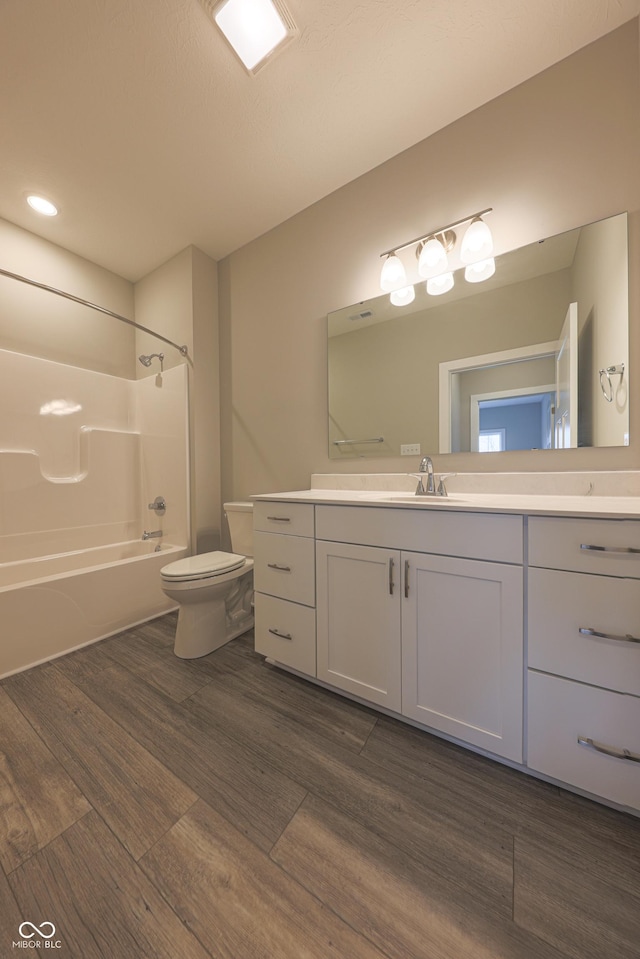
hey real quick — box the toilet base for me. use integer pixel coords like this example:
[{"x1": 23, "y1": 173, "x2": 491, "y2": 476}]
[
  {"x1": 173, "y1": 600, "x2": 254, "y2": 659},
  {"x1": 169, "y1": 567, "x2": 255, "y2": 659}
]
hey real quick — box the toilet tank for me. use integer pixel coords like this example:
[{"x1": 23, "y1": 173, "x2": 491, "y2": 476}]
[{"x1": 224, "y1": 501, "x2": 254, "y2": 557}]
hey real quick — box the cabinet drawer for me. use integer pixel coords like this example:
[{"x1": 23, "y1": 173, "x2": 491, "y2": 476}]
[
  {"x1": 316, "y1": 505, "x2": 522, "y2": 564},
  {"x1": 528, "y1": 671, "x2": 640, "y2": 812},
  {"x1": 529, "y1": 568, "x2": 640, "y2": 695},
  {"x1": 529, "y1": 516, "x2": 640, "y2": 577},
  {"x1": 253, "y1": 531, "x2": 315, "y2": 606},
  {"x1": 255, "y1": 593, "x2": 316, "y2": 676},
  {"x1": 253, "y1": 502, "x2": 314, "y2": 537}
]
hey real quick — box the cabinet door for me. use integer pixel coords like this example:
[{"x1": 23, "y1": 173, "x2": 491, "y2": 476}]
[
  {"x1": 316, "y1": 541, "x2": 401, "y2": 711},
  {"x1": 401, "y1": 551, "x2": 523, "y2": 762}
]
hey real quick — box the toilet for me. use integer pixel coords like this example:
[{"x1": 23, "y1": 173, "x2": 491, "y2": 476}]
[{"x1": 160, "y1": 501, "x2": 254, "y2": 659}]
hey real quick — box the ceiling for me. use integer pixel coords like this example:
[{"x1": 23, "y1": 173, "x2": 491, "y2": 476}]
[{"x1": 1, "y1": 0, "x2": 638, "y2": 281}]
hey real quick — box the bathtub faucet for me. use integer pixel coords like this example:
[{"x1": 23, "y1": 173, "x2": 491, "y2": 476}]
[{"x1": 142, "y1": 529, "x2": 163, "y2": 540}]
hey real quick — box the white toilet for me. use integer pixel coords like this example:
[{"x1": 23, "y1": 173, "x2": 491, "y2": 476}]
[{"x1": 160, "y1": 501, "x2": 254, "y2": 659}]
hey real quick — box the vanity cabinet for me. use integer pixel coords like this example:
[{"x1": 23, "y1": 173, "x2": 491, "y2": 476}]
[
  {"x1": 253, "y1": 495, "x2": 640, "y2": 814},
  {"x1": 315, "y1": 505, "x2": 524, "y2": 762},
  {"x1": 527, "y1": 516, "x2": 640, "y2": 810},
  {"x1": 253, "y1": 502, "x2": 317, "y2": 676},
  {"x1": 316, "y1": 541, "x2": 402, "y2": 710},
  {"x1": 401, "y1": 551, "x2": 523, "y2": 762}
]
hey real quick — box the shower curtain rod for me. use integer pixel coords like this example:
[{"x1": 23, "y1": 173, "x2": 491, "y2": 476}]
[{"x1": 0, "y1": 267, "x2": 192, "y2": 363}]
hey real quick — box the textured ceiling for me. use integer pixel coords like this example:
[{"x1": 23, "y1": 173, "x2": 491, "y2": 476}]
[{"x1": 1, "y1": 0, "x2": 638, "y2": 280}]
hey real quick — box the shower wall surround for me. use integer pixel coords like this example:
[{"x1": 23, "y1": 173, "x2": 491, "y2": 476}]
[{"x1": 0, "y1": 348, "x2": 189, "y2": 563}]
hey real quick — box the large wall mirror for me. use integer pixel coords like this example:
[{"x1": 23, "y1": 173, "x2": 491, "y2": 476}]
[{"x1": 328, "y1": 212, "x2": 629, "y2": 458}]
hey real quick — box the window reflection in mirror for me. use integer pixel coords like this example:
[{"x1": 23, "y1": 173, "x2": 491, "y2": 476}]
[{"x1": 328, "y1": 212, "x2": 629, "y2": 457}]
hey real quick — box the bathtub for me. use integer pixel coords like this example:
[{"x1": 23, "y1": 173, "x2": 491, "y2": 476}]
[{"x1": 0, "y1": 541, "x2": 188, "y2": 678}]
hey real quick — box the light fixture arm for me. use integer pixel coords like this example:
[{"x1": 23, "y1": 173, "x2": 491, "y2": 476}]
[{"x1": 379, "y1": 207, "x2": 492, "y2": 258}]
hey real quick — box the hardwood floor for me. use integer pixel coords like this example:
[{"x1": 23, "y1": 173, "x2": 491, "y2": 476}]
[{"x1": 1, "y1": 613, "x2": 638, "y2": 958}]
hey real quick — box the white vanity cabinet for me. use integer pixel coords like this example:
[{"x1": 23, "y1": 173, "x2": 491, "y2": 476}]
[
  {"x1": 315, "y1": 505, "x2": 524, "y2": 762},
  {"x1": 252, "y1": 491, "x2": 640, "y2": 814},
  {"x1": 527, "y1": 516, "x2": 640, "y2": 811},
  {"x1": 253, "y1": 502, "x2": 317, "y2": 676},
  {"x1": 316, "y1": 541, "x2": 401, "y2": 710},
  {"x1": 401, "y1": 551, "x2": 523, "y2": 762}
]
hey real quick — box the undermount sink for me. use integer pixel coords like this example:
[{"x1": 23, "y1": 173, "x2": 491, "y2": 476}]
[{"x1": 387, "y1": 495, "x2": 466, "y2": 505}]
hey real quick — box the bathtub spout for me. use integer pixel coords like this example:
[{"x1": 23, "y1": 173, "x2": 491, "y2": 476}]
[{"x1": 142, "y1": 529, "x2": 163, "y2": 540}]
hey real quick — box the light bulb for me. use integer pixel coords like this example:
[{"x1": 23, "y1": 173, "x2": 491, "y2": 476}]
[
  {"x1": 214, "y1": 0, "x2": 290, "y2": 72},
  {"x1": 460, "y1": 217, "x2": 493, "y2": 263},
  {"x1": 464, "y1": 257, "x2": 496, "y2": 283},
  {"x1": 27, "y1": 195, "x2": 58, "y2": 216},
  {"x1": 390, "y1": 285, "x2": 416, "y2": 307},
  {"x1": 426, "y1": 272, "x2": 454, "y2": 296},
  {"x1": 380, "y1": 253, "x2": 407, "y2": 292},
  {"x1": 417, "y1": 236, "x2": 448, "y2": 278}
]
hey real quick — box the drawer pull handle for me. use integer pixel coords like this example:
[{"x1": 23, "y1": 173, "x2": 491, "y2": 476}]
[
  {"x1": 268, "y1": 628, "x2": 293, "y2": 641},
  {"x1": 580, "y1": 543, "x2": 640, "y2": 555},
  {"x1": 389, "y1": 558, "x2": 395, "y2": 595},
  {"x1": 267, "y1": 516, "x2": 291, "y2": 522},
  {"x1": 404, "y1": 559, "x2": 410, "y2": 599},
  {"x1": 577, "y1": 737, "x2": 640, "y2": 763},
  {"x1": 579, "y1": 627, "x2": 640, "y2": 645},
  {"x1": 267, "y1": 563, "x2": 291, "y2": 572}
]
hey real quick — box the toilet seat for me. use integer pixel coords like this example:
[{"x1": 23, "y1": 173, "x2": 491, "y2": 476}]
[{"x1": 161, "y1": 550, "x2": 246, "y2": 583}]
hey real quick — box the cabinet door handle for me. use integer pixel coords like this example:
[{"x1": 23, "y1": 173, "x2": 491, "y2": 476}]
[
  {"x1": 267, "y1": 563, "x2": 291, "y2": 572},
  {"x1": 580, "y1": 543, "x2": 640, "y2": 555},
  {"x1": 389, "y1": 557, "x2": 395, "y2": 595},
  {"x1": 404, "y1": 560, "x2": 409, "y2": 598},
  {"x1": 579, "y1": 626, "x2": 640, "y2": 645},
  {"x1": 267, "y1": 515, "x2": 291, "y2": 522},
  {"x1": 268, "y1": 628, "x2": 293, "y2": 641},
  {"x1": 577, "y1": 737, "x2": 640, "y2": 763}
]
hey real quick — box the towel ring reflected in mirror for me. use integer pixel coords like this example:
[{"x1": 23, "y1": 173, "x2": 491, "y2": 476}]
[{"x1": 599, "y1": 363, "x2": 625, "y2": 403}]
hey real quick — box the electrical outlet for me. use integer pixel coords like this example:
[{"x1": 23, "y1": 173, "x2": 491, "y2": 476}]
[{"x1": 400, "y1": 444, "x2": 421, "y2": 456}]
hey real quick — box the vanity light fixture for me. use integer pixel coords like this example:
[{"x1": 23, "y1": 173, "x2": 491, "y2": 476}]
[
  {"x1": 27, "y1": 195, "x2": 58, "y2": 216},
  {"x1": 379, "y1": 208, "x2": 493, "y2": 303},
  {"x1": 460, "y1": 216, "x2": 494, "y2": 263},
  {"x1": 380, "y1": 252, "x2": 408, "y2": 292},
  {"x1": 426, "y1": 272, "x2": 454, "y2": 296},
  {"x1": 201, "y1": 0, "x2": 297, "y2": 73},
  {"x1": 390, "y1": 285, "x2": 416, "y2": 307},
  {"x1": 417, "y1": 233, "x2": 453, "y2": 278},
  {"x1": 464, "y1": 257, "x2": 496, "y2": 283}
]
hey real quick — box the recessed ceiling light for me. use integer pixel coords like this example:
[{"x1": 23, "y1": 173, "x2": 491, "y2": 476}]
[
  {"x1": 27, "y1": 195, "x2": 58, "y2": 216},
  {"x1": 204, "y1": 0, "x2": 297, "y2": 73}
]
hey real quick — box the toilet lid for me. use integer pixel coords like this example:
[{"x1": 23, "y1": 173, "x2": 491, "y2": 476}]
[{"x1": 161, "y1": 550, "x2": 246, "y2": 582}]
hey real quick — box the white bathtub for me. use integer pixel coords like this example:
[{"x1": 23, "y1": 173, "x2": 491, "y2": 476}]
[{"x1": 0, "y1": 541, "x2": 188, "y2": 678}]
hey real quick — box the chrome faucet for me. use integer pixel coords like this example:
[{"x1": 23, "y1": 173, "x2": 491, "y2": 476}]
[
  {"x1": 416, "y1": 456, "x2": 436, "y2": 495},
  {"x1": 142, "y1": 529, "x2": 163, "y2": 540}
]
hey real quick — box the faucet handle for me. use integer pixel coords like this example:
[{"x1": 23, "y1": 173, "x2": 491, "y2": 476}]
[
  {"x1": 436, "y1": 473, "x2": 456, "y2": 496},
  {"x1": 409, "y1": 473, "x2": 427, "y2": 494}
]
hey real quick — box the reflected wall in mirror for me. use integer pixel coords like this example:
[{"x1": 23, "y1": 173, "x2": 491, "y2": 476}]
[{"x1": 328, "y1": 213, "x2": 629, "y2": 458}]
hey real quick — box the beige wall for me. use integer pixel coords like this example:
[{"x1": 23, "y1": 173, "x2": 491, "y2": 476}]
[
  {"x1": 0, "y1": 218, "x2": 135, "y2": 376},
  {"x1": 571, "y1": 214, "x2": 629, "y2": 447},
  {"x1": 134, "y1": 246, "x2": 221, "y2": 553},
  {"x1": 219, "y1": 21, "x2": 640, "y2": 499}
]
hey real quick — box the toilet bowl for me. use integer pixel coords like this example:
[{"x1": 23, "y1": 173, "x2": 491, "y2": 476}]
[{"x1": 160, "y1": 501, "x2": 254, "y2": 659}]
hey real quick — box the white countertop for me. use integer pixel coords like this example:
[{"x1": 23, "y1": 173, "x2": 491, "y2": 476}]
[{"x1": 251, "y1": 487, "x2": 640, "y2": 519}]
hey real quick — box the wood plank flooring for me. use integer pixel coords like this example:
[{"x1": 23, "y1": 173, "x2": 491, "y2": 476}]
[{"x1": 1, "y1": 612, "x2": 639, "y2": 959}]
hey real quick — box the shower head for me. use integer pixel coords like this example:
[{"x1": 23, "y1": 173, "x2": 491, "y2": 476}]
[{"x1": 138, "y1": 352, "x2": 164, "y2": 369}]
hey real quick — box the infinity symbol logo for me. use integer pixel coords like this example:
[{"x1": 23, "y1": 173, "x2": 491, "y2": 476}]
[{"x1": 18, "y1": 922, "x2": 56, "y2": 939}]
